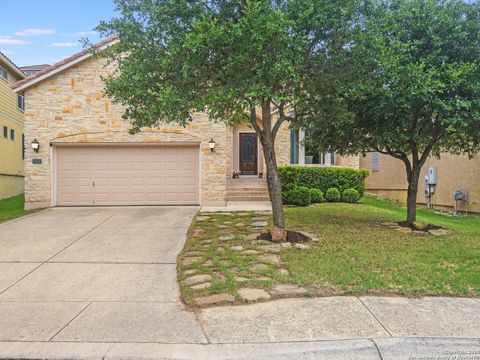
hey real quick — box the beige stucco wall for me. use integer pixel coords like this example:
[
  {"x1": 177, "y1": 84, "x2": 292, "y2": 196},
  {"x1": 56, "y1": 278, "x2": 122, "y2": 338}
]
[
  {"x1": 361, "y1": 152, "x2": 480, "y2": 213},
  {"x1": 23, "y1": 55, "x2": 228, "y2": 209}
]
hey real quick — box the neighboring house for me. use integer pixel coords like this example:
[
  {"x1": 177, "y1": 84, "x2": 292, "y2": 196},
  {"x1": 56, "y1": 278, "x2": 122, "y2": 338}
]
[
  {"x1": 19, "y1": 64, "x2": 50, "y2": 77},
  {"x1": 361, "y1": 153, "x2": 480, "y2": 214},
  {"x1": 13, "y1": 37, "x2": 359, "y2": 210},
  {"x1": 0, "y1": 52, "x2": 26, "y2": 200}
]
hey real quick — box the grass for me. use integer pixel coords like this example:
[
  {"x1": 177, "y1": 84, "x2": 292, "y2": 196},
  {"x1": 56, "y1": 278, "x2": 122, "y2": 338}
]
[
  {"x1": 178, "y1": 212, "x2": 292, "y2": 306},
  {"x1": 180, "y1": 197, "x2": 479, "y2": 307},
  {"x1": 0, "y1": 194, "x2": 41, "y2": 224},
  {"x1": 283, "y1": 197, "x2": 480, "y2": 296}
]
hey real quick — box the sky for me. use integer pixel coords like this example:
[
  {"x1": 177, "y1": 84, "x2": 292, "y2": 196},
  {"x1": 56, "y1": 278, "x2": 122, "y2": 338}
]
[{"x1": 0, "y1": 0, "x2": 117, "y2": 67}]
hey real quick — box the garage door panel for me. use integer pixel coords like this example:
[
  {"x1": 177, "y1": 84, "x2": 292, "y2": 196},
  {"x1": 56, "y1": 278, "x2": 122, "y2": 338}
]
[{"x1": 56, "y1": 145, "x2": 199, "y2": 206}]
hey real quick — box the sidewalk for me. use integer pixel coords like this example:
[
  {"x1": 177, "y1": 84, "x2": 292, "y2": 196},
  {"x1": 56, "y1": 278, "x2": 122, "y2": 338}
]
[{"x1": 1, "y1": 296, "x2": 479, "y2": 359}]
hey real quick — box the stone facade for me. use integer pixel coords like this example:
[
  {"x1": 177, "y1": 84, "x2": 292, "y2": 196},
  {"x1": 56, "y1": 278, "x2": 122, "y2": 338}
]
[
  {"x1": 23, "y1": 56, "x2": 228, "y2": 209},
  {"x1": 21, "y1": 50, "x2": 360, "y2": 210}
]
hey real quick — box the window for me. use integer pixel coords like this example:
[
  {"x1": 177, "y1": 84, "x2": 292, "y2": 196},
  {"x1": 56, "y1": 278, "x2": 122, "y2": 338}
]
[
  {"x1": 304, "y1": 132, "x2": 336, "y2": 165},
  {"x1": 371, "y1": 151, "x2": 380, "y2": 172},
  {"x1": 17, "y1": 94, "x2": 25, "y2": 111},
  {"x1": 290, "y1": 130, "x2": 299, "y2": 164},
  {"x1": 22, "y1": 134, "x2": 25, "y2": 159},
  {"x1": 10, "y1": 129, "x2": 14, "y2": 141},
  {"x1": 0, "y1": 66, "x2": 7, "y2": 80},
  {"x1": 3, "y1": 126, "x2": 7, "y2": 139}
]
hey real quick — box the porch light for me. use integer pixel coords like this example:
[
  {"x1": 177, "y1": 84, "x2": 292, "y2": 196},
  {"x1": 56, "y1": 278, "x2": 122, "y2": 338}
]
[
  {"x1": 31, "y1": 138, "x2": 40, "y2": 153},
  {"x1": 208, "y1": 138, "x2": 216, "y2": 152}
]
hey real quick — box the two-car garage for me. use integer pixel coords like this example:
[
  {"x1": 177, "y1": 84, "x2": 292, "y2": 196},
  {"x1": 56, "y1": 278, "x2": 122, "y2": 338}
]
[{"x1": 55, "y1": 145, "x2": 200, "y2": 206}]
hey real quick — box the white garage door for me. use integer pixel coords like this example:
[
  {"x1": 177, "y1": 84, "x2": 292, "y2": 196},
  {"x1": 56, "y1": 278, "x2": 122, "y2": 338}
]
[{"x1": 56, "y1": 145, "x2": 199, "y2": 206}]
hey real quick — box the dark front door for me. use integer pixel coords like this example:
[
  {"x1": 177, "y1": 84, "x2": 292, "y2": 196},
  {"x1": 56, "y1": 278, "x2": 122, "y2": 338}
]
[{"x1": 239, "y1": 133, "x2": 258, "y2": 175}]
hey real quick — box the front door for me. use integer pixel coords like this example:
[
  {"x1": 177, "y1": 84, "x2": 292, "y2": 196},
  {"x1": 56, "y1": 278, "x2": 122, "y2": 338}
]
[{"x1": 239, "y1": 133, "x2": 258, "y2": 175}]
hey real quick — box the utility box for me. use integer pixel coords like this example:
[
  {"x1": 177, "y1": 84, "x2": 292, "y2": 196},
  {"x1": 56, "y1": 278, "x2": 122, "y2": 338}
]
[{"x1": 427, "y1": 166, "x2": 437, "y2": 185}]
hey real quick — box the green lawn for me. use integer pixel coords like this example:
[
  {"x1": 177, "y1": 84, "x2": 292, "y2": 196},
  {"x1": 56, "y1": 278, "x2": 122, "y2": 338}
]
[
  {"x1": 283, "y1": 197, "x2": 480, "y2": 296},
  {"x1": 180, "y1": 197, "x2": 479, "y2": 307},
  {"x1": 0, "y1": 194, "x2": 41, "y2": 224}
]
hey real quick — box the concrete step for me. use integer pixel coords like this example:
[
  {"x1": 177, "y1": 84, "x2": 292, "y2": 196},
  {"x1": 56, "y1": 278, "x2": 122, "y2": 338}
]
[
  {"x1": 227, "y1": 195, "x2": 271, "y2": 201},
  {"x1": 227, "y1": 190, "x2": 269, "y2": 197}
]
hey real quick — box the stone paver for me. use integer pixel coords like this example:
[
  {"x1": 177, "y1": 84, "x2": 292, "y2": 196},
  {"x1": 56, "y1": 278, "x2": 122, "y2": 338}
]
[
  {"x1": 360, "y1": 296, "x2": 480, "y2": 338},
  {"x1": 191, "y1": 282, "x2": 212, "y2": 290},
  {"x1": 184, "y1": 274, "x2": 212, "y2": 286},
  {"x1": 238, "y1": 288, "x2": 271, "y2": 302},
  {"x1": 195, "y1": 293, "x2": 235, "y2": 306},
  {"x1": 199, "y1": 297, "x2": 389, "y2": 343},
  {"x1": 258, "y1": 254, "x2": 280, "y2": 263},
  {"x1": 270, "y1": 284, "x2": 307, "y2": 297}
]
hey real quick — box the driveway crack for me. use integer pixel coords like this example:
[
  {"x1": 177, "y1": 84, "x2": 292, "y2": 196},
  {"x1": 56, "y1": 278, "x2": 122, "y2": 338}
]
[
  {"x1": 194, "y1": 312, "x2": 211, "y2": 344},
  {"x1": 49, "y1": 301, "x2": 93, "y2": 341}
]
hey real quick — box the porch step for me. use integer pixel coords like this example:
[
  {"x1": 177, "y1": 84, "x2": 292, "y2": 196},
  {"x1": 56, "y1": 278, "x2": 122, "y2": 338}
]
[
  {"x1": 227, "y1": 195, "x2": 271, "y2": 201},
  {"x1": 227, "y1": 178, "x2": 269, "y2": 202}
]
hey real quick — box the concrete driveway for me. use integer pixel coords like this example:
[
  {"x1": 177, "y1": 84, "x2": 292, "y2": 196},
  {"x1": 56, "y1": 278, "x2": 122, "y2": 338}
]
[{"x1": 0, "y1": 206, "x2": 207, "y2": 343}]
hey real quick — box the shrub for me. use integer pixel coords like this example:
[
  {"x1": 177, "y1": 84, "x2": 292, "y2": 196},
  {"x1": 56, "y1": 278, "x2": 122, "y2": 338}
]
[
  {"x1": 325, "y1": 187, "x2": 341, "y2": 202},
  {"x1": 310, "y1": 189, "x2": 324, "y2": 203},
  {"x1": 342, "y1": 188, "x2": 360, "y2": 203},
  {"x1": 282, "y1": 182, "x2": 295, "y2": 192},
  {"x1": 282, "y1": 186, "x2": 311, "y2": 206},
  {"x1": 278, "y1": 166, "x2": 369, "y2": 196}
]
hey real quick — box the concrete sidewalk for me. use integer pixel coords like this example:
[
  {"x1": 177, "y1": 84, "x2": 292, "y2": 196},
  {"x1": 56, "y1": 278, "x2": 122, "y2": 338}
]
[
  {"x1": 0, "y1": 296, "x2": 479, "y2": 359},
  {"x1": 1, "y1": 338, "x2": 479, "y2": 359}
]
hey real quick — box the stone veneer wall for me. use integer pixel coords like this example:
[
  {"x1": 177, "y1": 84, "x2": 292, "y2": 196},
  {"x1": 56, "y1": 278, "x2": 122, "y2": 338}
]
[
  {"x1": 23, "y1": 56, "x2": 227, "y2": 209},
  {"x1": 338, "y1": 155, "x2": 360, "y2": 169}
]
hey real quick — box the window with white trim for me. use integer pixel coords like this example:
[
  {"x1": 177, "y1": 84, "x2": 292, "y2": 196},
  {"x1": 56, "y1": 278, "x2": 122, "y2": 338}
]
[
  {"x1": 303, "y1": 131, "x2": 336, "y2": 165},
  {"x1": 0, "y1": 66, "x2": 7, "y2": 80},
  {"x1": 17, "y1": 94, "x2": 25, "y2": 111}
]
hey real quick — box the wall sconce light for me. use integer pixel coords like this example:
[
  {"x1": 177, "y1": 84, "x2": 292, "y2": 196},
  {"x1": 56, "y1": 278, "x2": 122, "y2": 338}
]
[
  {"x1": 32, "y1": 138, "x2": 40, "y2": 153},
  {"x1": 208, "y1": 138, "x2": 216, "y2": 152}
]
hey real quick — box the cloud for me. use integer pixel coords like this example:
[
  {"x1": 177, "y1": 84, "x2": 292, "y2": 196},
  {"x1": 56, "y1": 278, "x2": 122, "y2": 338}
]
[
  {"x1": 49, "y1": 42, "x2": 78, "y2": 48},
  {"x1": 0, "y1": 36, "x2": 29, "y2": 45},
  {"x1": 63, "y1": 31, "x2": 98, "y2": 38},
  {"x1": 14, "y1": 28, "x2": 55, "y2": 37}
]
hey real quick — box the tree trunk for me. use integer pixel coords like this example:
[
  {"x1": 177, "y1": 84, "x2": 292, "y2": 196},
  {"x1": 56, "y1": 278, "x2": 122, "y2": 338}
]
[
  {"x1": 406, "y1": 166, "x2": 421, "y2": 225},
  {"x1": 248, "y1": 104, "x2": 286, "y2": 239},
  {"x1": 260, "y1": 133, "x2": 285, "y2": 230}
]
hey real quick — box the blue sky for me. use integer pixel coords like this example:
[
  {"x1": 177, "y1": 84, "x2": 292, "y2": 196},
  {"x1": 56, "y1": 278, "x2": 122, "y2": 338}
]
[{"x1": 0, "y1": 0, "x2": 117, "y2": 67}]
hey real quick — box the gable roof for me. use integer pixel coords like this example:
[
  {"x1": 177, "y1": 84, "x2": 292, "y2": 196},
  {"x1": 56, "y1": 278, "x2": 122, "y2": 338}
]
[
  {"x1": 20, "y1": 64, "x2": 51, "y2": 72},
  {"x1": 12, "y1": 36, "x2": 118, "y2": 92},
  {"x1": 0, "y1": 51, "x2": 26, "y2": 79}
]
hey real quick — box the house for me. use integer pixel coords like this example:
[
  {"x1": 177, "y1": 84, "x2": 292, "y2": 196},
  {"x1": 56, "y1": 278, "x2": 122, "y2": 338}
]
[
  {"x1": 0, "y1": 52, "x2": 26, "y2": 200},
  {"x1": 360, "y1": 152, "x2": 480, "y2": 214},
  {"x1": 19, "y1": 64, "x2": 50, "y2": 77},
  {"x1": 13, "y1": 37, "x2": 359, "y2": 210}
]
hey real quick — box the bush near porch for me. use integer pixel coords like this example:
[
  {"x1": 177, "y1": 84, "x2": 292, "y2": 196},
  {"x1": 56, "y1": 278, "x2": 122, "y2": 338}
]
[
  {"x1": 278, "y1": 166, "x2": 369, "y2": 196},
  {"x1": 279, "y1": 166, "x2": 368, "y2": 206}
]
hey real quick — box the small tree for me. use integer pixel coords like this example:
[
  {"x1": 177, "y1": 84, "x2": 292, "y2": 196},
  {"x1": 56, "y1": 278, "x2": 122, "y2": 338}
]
[
  {"x1": 301, "y1": 0, "x2": 480, "y2": 224},
  {"x1": 94, "y1": 0, "x2": 359, "y2": 237}
]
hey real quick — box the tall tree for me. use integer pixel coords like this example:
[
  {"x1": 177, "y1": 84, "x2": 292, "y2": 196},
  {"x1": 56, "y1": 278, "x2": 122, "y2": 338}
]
[
  {"x1": 94, "y1": 0, "x2": 358, "y2": 238},
  {"x1": 300, "y1": 0, "x2": 480, "y2": 224}
]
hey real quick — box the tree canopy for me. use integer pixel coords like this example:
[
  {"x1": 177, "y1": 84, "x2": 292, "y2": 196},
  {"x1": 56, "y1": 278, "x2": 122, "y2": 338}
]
[
  {"x1": 300, "y1": 0, "x2": 480, "y2": 223},
  {"x1": 94, "y1": 0, "x2": 361, "y2": 235}
]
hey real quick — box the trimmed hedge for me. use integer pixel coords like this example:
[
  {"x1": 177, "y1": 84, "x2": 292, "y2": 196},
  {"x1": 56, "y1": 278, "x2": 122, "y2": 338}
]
[
  {"x1": 279, "y1": 166, "x2": 369, "y2": 196},
  {"x1": 325, "y1": 187, "x2": 341, "y2": 202},
  {"x1": 282, "y1": 186, "x2": 311, "y2": 206},
  {"x1": 342, "y1": 188, "x2": 360, "y2": 203},
  {"x1": 310, "y1": 189, "x2": 324, "y2": 203}
]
